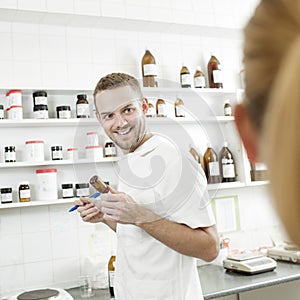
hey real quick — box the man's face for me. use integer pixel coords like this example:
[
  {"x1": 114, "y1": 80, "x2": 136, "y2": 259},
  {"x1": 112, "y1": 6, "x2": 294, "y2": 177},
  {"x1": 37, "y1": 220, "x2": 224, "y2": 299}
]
[{"x1": 95, "y1": 86, "x2": 148, "y2": 153}]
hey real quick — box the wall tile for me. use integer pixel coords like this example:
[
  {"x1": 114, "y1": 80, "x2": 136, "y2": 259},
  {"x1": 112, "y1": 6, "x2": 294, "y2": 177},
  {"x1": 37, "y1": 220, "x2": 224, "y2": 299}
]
[
  {"x1": 101, "y1": 0, "x2": 126, "y2": 18},
  {"x1": 0, "y1": 0, "x2": 17, "y2": 9},
  {"x1": 66, "y1": 35, "x2": 92, "y2": 63},
  {"x1": 67, "y1": 62, "x2": 93, "y2": 89},
  {"x1": 74, "y1": 0, "x2": 101, "y2": 16},
  {"x1": 53, "y1": 257, "x2": 80, "y2": 287},
  {"x1": 12, "y1": 33, "x2": 40, "y2": 61},
  {"x1": 126, "y1": 5, "x2": 149, "y2": 21},
  {"x1": 46, "y1": 0, "x2": 75, "y2": 14},
  {"x1": 40, "y1": 35, "x2": 66, "y2": 62},
  {"x1": 39, "y1": 24, "x2": 66, "y2": 36},
  {"x1": 20, "y1": 206, "x2": 50, "y2": 233},
  {"x1": 18, "y1": 0, "x2": 47, "y2": 12},
  {"x1": 0, "y1": 234, "x2": 23, "y2": 267},
  {"x1": 91, "y1": 38, "x2": 116, "y2": 64},
  {"x1": 0, "y1": 208, "x2": 21, "y2": 235},
  {"x1": 24, "y1": 260, "x2": 53, "y2": 287},
  {"x1": 22, "y1": 231, "x2": 52, "y2": 263},
  {"x1": 0, "y1": 264, "x2": 25, "y2": 295}
]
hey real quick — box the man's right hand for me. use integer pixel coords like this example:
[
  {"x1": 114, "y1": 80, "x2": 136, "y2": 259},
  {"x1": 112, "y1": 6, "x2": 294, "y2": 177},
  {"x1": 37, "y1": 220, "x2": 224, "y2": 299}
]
[{"x1": 74, "y1": 197, "x2": 104, "y2": 223}]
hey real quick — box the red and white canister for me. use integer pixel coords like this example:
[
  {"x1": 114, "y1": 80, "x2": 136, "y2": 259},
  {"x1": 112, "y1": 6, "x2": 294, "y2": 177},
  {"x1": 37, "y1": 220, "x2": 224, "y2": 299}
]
[
  {"x1": 25, "y1": 140, "x2": 45, "y2": 162},
  {"x1": 36, "y1": 168, "x2": 58, "y2": 200}
]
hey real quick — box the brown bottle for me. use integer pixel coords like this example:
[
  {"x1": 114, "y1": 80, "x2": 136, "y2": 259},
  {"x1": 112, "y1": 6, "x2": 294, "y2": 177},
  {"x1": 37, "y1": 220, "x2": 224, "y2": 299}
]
[
  {"x1": 189, "y1": 146, "x2": 205, "y2": 172},
  {"x1": 146, "y1": 101, "x2": 156, "y2": 118},
  {"x1": 194, "y1": 66, "x2": 206, "y2": 88},
  {"x1": 156, "y1": 98, "x2": 167, "y2": 117},
  {"x1": 219, "y1": 142, "x2": 236, "y2": 182},
  {"x1": 224, "y1": 100, "x2": 232, "y2": 116},
  {"x1": 207, "y1": 54, "x2": 223, "y2": 88},
  {"x1": 180, "y1": 65, "x2": 191, "y2": 88},
  {"x1": 76, "y1": 94, "x2": 90, "y2": 118},
  {"x1": 108, "y1": 254, "x2": 116, "y2": 298},
  {"x1": 141, "y1": 49, "x2": 157, "y2": 87},
  {"x1": 204, "y1": 143, "x2": 221, "y2": 184},
  {"x1": 174, "y1": 96, "x2": 185, "y2": 117}
]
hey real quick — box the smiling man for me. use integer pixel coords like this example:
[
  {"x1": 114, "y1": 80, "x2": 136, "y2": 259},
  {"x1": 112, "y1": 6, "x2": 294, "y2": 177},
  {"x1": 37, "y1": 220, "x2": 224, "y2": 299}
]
[{"x1": 74, "y1": 73, "x2": 219, "y2": 300}]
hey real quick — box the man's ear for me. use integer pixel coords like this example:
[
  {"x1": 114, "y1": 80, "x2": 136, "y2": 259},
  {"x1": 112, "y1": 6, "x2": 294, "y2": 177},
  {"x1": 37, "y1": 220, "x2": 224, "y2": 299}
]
[
  {"x1": 95, "y1": 111, "x2": 101, "y2": 124},
  {"x1": 234, "y1": 104, "x2": 258, "y2": 163},
  {"x1": 141, "y1": 98, "x2": 149, "y2": 114}
]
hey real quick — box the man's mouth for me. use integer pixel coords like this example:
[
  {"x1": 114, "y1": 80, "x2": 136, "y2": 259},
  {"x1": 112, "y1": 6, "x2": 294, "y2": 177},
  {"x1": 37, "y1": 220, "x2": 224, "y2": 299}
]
[{"x1": 116, "y1": 127, "x2": 132, "y2": 135}]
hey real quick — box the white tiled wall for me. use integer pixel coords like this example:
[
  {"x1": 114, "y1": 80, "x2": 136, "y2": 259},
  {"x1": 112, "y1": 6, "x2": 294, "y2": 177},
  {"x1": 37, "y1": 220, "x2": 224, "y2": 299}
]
[{"x1": 0, "y1": 0, "x2": 279, "y2": 295}]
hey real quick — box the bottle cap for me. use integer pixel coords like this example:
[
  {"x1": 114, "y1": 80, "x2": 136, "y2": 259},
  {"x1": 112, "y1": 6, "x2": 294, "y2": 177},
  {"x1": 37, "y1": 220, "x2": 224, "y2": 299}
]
[
  {"x1": 196, "y1": 66, "x2": 202, "y2": 71},
  {"x1": 223, "y1": 141, "x2": 228, "y2": 147},
  {"x1": 207, "y1": 142, "x2": 212, "y2": 147}
]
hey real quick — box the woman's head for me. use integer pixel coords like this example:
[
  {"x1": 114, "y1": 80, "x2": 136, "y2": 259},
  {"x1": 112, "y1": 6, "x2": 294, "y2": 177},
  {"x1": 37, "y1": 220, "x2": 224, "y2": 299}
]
[{"x1": 235, "y1": 0, "x2": 300, "y2": 245}]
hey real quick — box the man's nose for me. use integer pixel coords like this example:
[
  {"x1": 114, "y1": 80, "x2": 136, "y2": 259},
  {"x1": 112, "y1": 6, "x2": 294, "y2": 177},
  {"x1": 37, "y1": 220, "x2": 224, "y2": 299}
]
[{"x1": 114, "y1": 113, "x2": 128, "y2": 127}]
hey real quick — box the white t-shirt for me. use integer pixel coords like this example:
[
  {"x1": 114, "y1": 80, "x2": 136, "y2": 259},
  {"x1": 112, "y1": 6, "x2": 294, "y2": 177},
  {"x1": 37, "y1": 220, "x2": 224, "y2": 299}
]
[{"x1": 114, "y1": 135, "x2": 215, "y2": 300}]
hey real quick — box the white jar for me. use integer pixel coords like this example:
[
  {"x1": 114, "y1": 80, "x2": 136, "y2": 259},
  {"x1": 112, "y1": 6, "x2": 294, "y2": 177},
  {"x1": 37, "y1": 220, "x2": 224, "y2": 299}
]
[
  {"x1": 36, "y1": 168, "x2": 58, "y2": 200},
  {"x1": 7, "y1": 105, "x2": 23, "y2": 119},
  {"x1": 67, "y1": 148, "x2": 79, "y2": 160},
  {"x1": 25, "y1": 140, "x2": 45, "y2": 162},
  {"x1": 86, "y1": 132, "x2": 99, "y2": 146},
  {"x1": 85, "y1": 145, "x2": 103, "y2": 161},
  {"x1": 6, "y1": 90, "x2": 22, "y2": 107}
]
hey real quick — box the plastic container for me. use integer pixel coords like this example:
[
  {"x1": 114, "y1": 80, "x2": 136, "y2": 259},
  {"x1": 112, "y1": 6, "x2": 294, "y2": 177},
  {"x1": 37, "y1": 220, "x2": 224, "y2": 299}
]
[
  {"x1": 67, "y1": 148, "x2": 79, "y2": 160},
  {"x1": 33, "y1": 104, "x2": 49, "y2": 119},
  {"x1": 51, "y1": 145, "x2": 63, "y2": 160},
  {"x1": 36, "y1": 168, "x2": 58, "y2": 200},
  {"x1": 6, "y1": 90, "x2": 22, "y2": 107},
  {"x1": 7, "y1": 105, "x2": 23, "y2": 119},
  {"x1": 0, "y1": 187, "x2": 13, "y2": 203},
  {"x1": 25, "y1": 140, "x2": 45, "y2": 162},
  {"x1": 56, "y1": 105, "x2": 71, "y2": 119},
  {"x1": 4, "y1": 146, "x2": 16, "y2": 162},
  {"x1": 32, "y1": 90, "x2": 47, "y2": 106},
  {"x1": 75, "y1": 183, "x2": 89, "y2": 197},
  {"x1": 104, "y1": 141, "x2": 117, "y2": 158},
  {"x1": 86, "y1": 145, "x2": 103, "y2": 160},
  {"x1": 61, "y1": 183, "x2": 74, "y2": 199},
  {"x1": 86, "y1": 132, "x2": 99, "y2": 146},
  {"x1": 0, "y1": 104, "x2": 4, "y2": 119}
]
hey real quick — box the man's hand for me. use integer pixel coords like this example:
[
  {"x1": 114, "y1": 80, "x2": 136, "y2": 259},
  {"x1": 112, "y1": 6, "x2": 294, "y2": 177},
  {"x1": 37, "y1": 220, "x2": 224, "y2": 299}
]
[{"x1": 73, "y1": 197, "x2": 104, "y2": 223}]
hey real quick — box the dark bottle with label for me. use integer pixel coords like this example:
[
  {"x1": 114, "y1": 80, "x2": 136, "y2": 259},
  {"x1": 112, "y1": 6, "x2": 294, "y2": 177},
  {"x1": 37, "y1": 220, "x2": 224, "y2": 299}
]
[
  {"x1": 19, "y1": 182, "x2": 31, "y2": 202},
  {"x1": 174, "y1": 96, "x2": 185, "y2": 117},
  {"x1": 220, "y1": 142, "x2": 236, "y2": 182},
  {"x1": 207, "y1": 54, "x2": 223, "y2": 88},
  {"x1": 194, "y1": 66, "x2": 206, "y2": 88},
  {"x1": 76, "y1": 94, "x2": 90, "y2": 118},
  {"x1": 141, "y1": 49, "x2": 157, "y2": 87},
  {"x1": 180, "y1": 65, "x2": 192, "y2": 88},
  {"x1": 204, "y1": 143, "x2": 221, "y2": 184},
  {"x1": 108, "y1": 253, "x2": 116, "y2": 298}
]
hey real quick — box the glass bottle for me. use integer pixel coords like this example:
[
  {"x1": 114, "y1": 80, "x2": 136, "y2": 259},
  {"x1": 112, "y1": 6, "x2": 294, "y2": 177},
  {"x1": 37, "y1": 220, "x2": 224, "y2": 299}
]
[
  {"x1": 104, "y1": 140, "x2": 117, "y2": 157},
  {"x1": 219, "y1": 142, "x2": 236, "y2": 182},
  {"x1": 108, "y1": 253, "x2": 116, "y2": 298},
  {"x1": 174, "y1": 96, "x2": 185, "y2": 117},
  {"x1": 76, "y1": 94, "x2": 90, "y2": 118},
  {"x1": 224, "y1": 100, "x2": 232, "y2": 116},
  {"x1": 194, "y1": 66, "x2": 206, "y2": 88},
  {"x1": 180, "y1": 65, "x2": 192, "y2": 88},
  {"x1": 19, "y1": 181, "x2": 31, "y2": 202},
  {"x1": 146, "y1": 101, "x2": 156, "y2": 118},
  {"x1": 156, "y1": 98, "x2": 167, "y2": 117},
  {"x1": 204, "y1": 143, "x2": 221, "y2": 184},
  {"x1": 141, "y1": 49, "x2": 157, "y2": 87},
  {"x1": 207, "y1": 54, "x2": 223, "y2": 88}
]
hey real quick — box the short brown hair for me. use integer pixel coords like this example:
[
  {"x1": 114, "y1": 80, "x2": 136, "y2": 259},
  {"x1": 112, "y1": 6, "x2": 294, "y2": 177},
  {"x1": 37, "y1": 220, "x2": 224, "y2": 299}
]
[{"x1": 93, "y1": 73, "x2": 143, "y2": 99}]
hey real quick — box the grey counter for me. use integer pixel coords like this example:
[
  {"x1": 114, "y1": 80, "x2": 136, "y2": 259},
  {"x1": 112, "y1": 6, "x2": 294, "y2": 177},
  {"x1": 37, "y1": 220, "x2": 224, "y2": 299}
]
[{"x1": 67, "y1": 261, "x2": 300, "y2": 299}]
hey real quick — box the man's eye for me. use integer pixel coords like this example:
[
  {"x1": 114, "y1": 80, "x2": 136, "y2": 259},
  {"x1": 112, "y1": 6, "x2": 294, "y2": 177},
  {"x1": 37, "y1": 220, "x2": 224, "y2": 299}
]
[
  {"x1": 104, "y1": 113, "x2": 114, "y2": 120},
  {"x1": 124, "y1": 107, "x2": 134, "y2": 114}
]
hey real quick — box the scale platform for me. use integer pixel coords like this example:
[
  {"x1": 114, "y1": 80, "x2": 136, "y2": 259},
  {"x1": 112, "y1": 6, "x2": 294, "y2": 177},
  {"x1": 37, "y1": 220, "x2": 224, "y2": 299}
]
[{"x1": 223, "y1": 253, "x2": 277, "y2": 275}]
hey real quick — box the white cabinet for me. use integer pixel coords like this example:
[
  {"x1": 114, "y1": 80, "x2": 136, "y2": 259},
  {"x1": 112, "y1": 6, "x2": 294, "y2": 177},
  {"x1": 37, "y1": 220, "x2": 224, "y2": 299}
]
[{"x1": 0, "y1": 87, "x2": 267, "y2": 209}]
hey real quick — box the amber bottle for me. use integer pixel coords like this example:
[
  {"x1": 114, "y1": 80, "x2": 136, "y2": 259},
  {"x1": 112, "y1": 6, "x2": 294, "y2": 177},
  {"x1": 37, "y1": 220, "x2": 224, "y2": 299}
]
[
  {"x1": 141, "y1": 49, "x2": 157, "y2": 87},
  {"x1": 204, "y1": 143, "x2": 221, "y2": 184},
  {"x1": 180, "y1": 65, "x2": 191, "y2": 88},
  {"x1": 156, "y1": 98, "x2": 167, "y2": 117},
  {"x1": 219, "y1": 142, "x2": 236, "y2": 182},
  {"x1": 108, "y1": 254, "x2": 116, "y2": 298},
  {"x1": 174, "y1": 97, "x2": 185, "y2": 117},
  {"x1": 207, "y1": 54, "x2": 223, "y2": 88},
  {"x1": 194, "y1": 66, "x2": 206, "y2": 88}
]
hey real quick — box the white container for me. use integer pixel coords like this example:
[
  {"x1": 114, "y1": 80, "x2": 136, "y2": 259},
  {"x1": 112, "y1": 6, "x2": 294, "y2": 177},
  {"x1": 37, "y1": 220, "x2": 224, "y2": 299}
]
[
  {"x1": 36, "y1": 168, "x2": 58, "y2": 200},
  {"x1": 67, "y1": 148, "x2": 79, "y2": 160},
  {"x1": 7, "y1": 105, "x2": 23, "y2": 119},
  {"x1": 6, "y1": 90, "x2": 22, "y2": 107},
  {"x1": 86, "y1": 145, "x2": 103, "y2": 161},
  {"x1": 86, "y1": 131, "x2": 99, "y2": 146},
  {"x1": 25, "y1": 140, "x2": 45, "y2": 162}
]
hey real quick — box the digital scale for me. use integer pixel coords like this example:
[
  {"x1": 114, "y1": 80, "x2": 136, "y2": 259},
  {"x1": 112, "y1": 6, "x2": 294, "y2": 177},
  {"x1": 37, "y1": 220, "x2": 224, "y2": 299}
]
[
  {"x1": 223, "y1": 253, "x2": 277, "y2": 275},
  {"x1": 267, "y1": 243, "x2": 300, "y2": 264}
]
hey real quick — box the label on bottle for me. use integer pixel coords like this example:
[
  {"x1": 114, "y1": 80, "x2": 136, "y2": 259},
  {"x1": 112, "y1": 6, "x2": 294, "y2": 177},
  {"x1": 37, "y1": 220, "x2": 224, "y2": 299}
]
[
  {"x1": 105, "y1": 146, "x2": 117, "y2": 156},
  {"x1": 1, "y1": 193, "x2": 12, "y2": 203},
  {"x1": 212, "y1": 69, "x2": 223, "y2": 84},
  {"x1": 58, "y1": 110, "x2": 71, "y2": 119},
  {"x1": 109, "y1": 270, "x2": 115, "y2": 287},
  {"x1": 194, "y1": 76, "x2": 205, "y2": 88},
  {"x1": 222, "y1": 164, "x2": 235, "y2": 178},
  {"x1": 143, "y1": 64, "x2": 157, "y2": 76},
  {"x1": 20, "y1": 189, "x2": 31, "y2": 199},
  {"x1": 224, "y1": 106, "x2": 232, "y2": 116},
  {"x1": 76, "y1": 188, "x2": 89, "y2": 197},
  {"x1": 175, "y1": 105, "x2": 185, "y2": 117},
  {"x1": 35, "y1": 96, "x2": 47, "y2": 105},
  {"x1": 5, "y1": 151, "x2": 16, "y2": 162},
  {"x1": 181, "y1": 74, "x2": 192, "y2": 86},
  {"x1": 52, "y1": 150, "x2": 63, "y2": 160},
  {"x1": 146, "y1": 106, "x2": 156, "y2": 117},
  {"x1": 34, "y1": 110, "x2": 49, "y2": 119},
  {"x1": 208, "y1": 162, "x2": 220, "y2": 176},
  {"x1": 157, "y1": 104, "x2": 166, "y2": 116},
  {"x1": 77, "y1": 103, "x2": 90, "y2": 117},
  {"x1": 62, "y1": 188, "x2": 74, "y2": 198}
]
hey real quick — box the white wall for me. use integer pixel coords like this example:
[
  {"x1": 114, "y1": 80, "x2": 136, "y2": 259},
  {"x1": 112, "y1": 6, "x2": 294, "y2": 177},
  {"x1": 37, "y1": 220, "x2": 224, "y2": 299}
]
[{"x1": 0, "y1": 0, "x2": 285, "y2": 295}]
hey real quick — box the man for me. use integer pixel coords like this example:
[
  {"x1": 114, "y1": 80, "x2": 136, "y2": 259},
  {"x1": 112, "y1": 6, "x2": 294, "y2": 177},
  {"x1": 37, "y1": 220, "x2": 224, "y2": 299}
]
[{"x1": 74, "y1": 73, "x2": 219, "y2": 299}]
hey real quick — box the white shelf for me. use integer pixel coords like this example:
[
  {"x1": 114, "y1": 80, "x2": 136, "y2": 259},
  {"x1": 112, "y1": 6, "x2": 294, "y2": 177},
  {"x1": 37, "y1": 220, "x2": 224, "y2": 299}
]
[
  {"x1": 0, "y1": 157, "x2": 119, "y2": 168},
  {"x1": 208, "y1": 181, "x2": 246, "y2": 190},
  {"x1": 247, "y1": 180, "x2": 270, "y2": 187},
  {"x1": 0, "y1": 198, "x2": 77, "y2": 209}
]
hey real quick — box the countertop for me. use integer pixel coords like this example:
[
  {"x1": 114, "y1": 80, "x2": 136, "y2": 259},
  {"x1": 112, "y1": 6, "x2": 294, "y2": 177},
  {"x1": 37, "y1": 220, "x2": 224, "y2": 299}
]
[{"x1": 67, "y1": 261, "x2": 300, "y2": 299}]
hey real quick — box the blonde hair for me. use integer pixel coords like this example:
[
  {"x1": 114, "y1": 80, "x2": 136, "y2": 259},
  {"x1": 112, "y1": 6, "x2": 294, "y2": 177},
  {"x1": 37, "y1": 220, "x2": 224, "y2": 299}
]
[{"x1": 244, "y1": 0, "x2": 300, "y2": 245}]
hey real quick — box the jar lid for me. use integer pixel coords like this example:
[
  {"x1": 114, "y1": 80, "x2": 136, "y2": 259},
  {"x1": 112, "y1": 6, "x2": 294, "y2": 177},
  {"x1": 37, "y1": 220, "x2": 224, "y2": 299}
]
[
  {"x1": 33, "y1": 90, "x2": 47, "y2": 97},
  {"x1": 6, "y1": 90, "x2": 22, "y2": 96},
  {"x1": 51, "y1": 145, "x2": 63, "y2": 150},
  {"x1": 86, "y1": 132, "x2": 97, "y2": 135},
  {"x1": 36, "y1": 168, "x2": 57, "y2": 174},
  {"x1": 77, "y1": 94, "x2": 87, "y2": 100},
  {"x1": 8, "y1": 105, "x2": 23, "y2": 109},
  {"x1": 25, "y1": 140, "x2": 44, "y2": 144},
  {"x1": 34, "y1": 104, "x2": 48, "y2": 111},
  {"x1": 0, "y1": 187, "x2": 12, "y2": 192},
  {"x1": 67, "y1": 148, "x2": 78, "y2": 151},
  {"x1": 85, "y1": 145, "x2": 103, "y2": 149},
  {"x1": 75, "y1": 183, "x2": 89, "y2": 189},
  {"x1": 56, "y1": 105, "x2": 71, "y2": 111},
  {"x1": 4, "y1": 145, "x2": 15, "y2": 150},
  {"x1": 62, "y1": 183, "x2": 73, "y2": 189}
]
